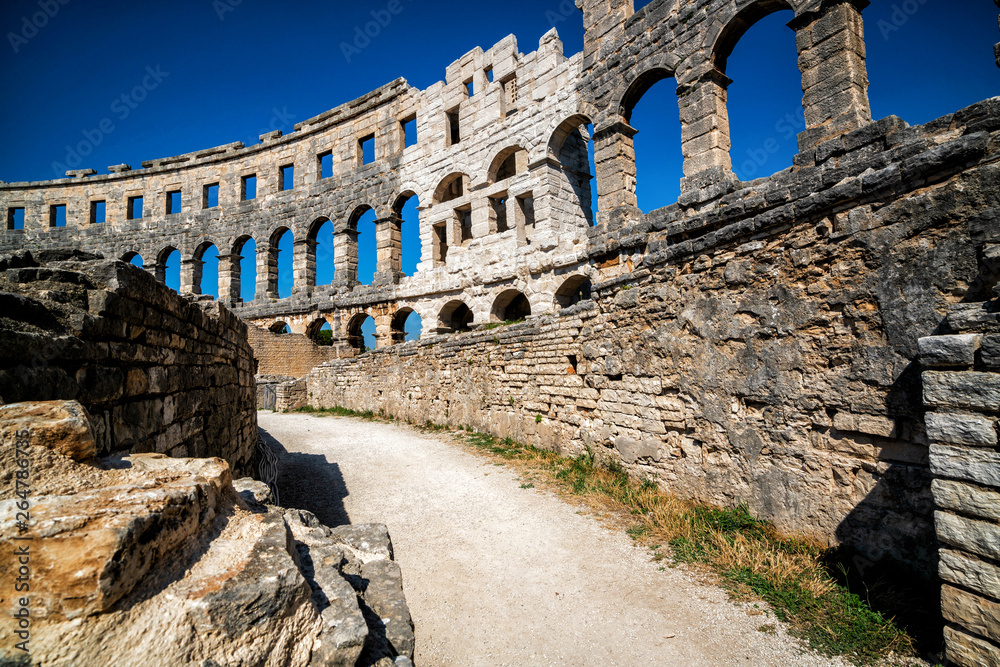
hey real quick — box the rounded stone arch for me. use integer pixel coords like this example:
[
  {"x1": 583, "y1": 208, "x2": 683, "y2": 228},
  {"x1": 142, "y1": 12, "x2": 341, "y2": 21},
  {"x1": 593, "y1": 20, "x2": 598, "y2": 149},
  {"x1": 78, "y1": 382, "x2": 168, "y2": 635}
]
[
  {"x1": 154, "y1": 245, "x2": 180, "y2": 284},
  {"x1": 486, "y1": 144, "x2": 530, "y2": 184},
  {"x1": 437, "y1": 299, "x2": 474, "y2": 334},
  {"x1": 120, "y1": 250, "x2": 143, "y2": 265},
  {"x1": 554, "y1": 274, "x2": 594, "y2": 309},
  {"x1": 490, "y1": 288, "x2": 532, "y2": 323},
  {"x1": 432, "y1": 172, "x2": 473, "y2": 205},
  {"x1": 702, "y1": 0, "x2": 797, "y2": 75},
  {"x1": 306, "y1": 216, "x2": 333, "y2": 242},
  {"x1": 390, "y1": 306, "x2": 417, "y2": 344},
  {"x1": 391, "y1": 186, "x2": 422, "y2": 217},
  {"x1": 347, "y1": 204, "x2": 376, "y2": 231},
  {"x1": 269, "y1": 321, "x2": 291, "y2": 335},
  {"x1": 305, "y1": 316, "x2": 333, "y2": 344},
  {"x1": 547, "y1": 113, "x2": 596, "y2": 160},
  {"x1": 345, "y1": 310, "x2": 375, "y2": 351},
  {"x1": 615, "y1": 63, "x2": 679, "y2": 123},
  {"x1": 266, "y1": 225, "x2": 294, "y2": 298},
  {"x1": 193, "y1": 239, "x2": 218, "y2": 261},
  {"x1": 232, "y1": 233, "x2": 255, "y2": 255}
]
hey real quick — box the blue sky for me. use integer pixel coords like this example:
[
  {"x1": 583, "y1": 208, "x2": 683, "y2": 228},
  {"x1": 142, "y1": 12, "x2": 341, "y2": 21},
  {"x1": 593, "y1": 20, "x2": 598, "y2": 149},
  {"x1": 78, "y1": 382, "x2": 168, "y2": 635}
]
[{"x1": 2, "y1": 0, "x2": 998, "y2": 345}]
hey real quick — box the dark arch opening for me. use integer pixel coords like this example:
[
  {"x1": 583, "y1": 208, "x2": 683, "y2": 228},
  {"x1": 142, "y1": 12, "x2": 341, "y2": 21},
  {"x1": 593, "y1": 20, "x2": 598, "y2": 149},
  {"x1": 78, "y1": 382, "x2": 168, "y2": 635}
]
[
  {"x1": 308, "y1": 217, "x2": 335, "y2": 287},
  {"x1": 393, "y1": 192, "x2": 422, "y2": 277},
  {"x1": 492, "y1": 290, "x2": 531, "y2": 323},
  {"x1": 306, "y1": 318, "x2": 333, "y2": 346},
  {"x1": 121, "y1": 252, "x2": 144, "y2": 268},
  {"x1": 156, "y1": 247, "x2": 180, "y2": 292},
  {"x1": 624, "y1": 70, "x2": 683, "y2": 211},
  {"x1": 438, "y1": 300, "x2": 473, "y2": 334},
  {"x1": 433, "y1": 173, "x2": 469, "y2": 205},
  {"x1": 347, "y1": 313, "x2": 376, "y2": 352},
  {"x1": 234, "y1": 236, "x2": 257, "y2": 303},
  {"x1": 269, "y1": 321, "x2": 291, "y2": 335},
  {"x1": 194, "y1": 242, "x2": 220, "y2": 298},
  {"x1": 555, "y1": 275, "x2": 593, "y2": 309},
  {"x1": 488, "y1": 147, "x2": 528, "y2": 183},
  {"x1": 269, "y1": 227, "x2": 294, "y2": 298},
  {"x1": 712, "y1": 0, "x2": 793, "y2": 75},
  {"x1": 391, "y1": 308, "x2": 423, "y2": 344}
]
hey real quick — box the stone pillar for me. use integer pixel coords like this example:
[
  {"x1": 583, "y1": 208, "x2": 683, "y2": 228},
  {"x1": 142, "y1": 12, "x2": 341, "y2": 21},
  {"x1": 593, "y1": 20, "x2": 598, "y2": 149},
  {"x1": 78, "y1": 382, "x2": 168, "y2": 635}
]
[
  {"x1": 180, "y1": 258, "x2": 202, "y2": 295},
  {"x1": 265, "y1": 241, "x2": 280, "y2": 299},
  {"x1": 592, "y1": 119, "x2": 639, "y2": 224},
  {"x1": 218, "y1": 253, "x2": 240, "y2": 303},
  {"x1": 334, "y1": 228, "x2": 359, "y2": 287},
  {"x1": 374, "y1": 216, "x2": 402, "y2": 286},
  {"x1": 256, "y1": 246, "x2": 270, "y2": 300},
  {"x1": 678, "y1": 68, "x2": 734, "y2": 186},
  {"x1": 791, "y1": 0, "x2": 872, "y2": 151},
  {"x1": 919, "y1": 320, "x2": 1000, "y2": 667},
  {"x1": 374, "y1": 314, "x2": 393, "y2": 350},
  {"x1": 292, "y1": 239, "x2": 311, "y2": 295}
]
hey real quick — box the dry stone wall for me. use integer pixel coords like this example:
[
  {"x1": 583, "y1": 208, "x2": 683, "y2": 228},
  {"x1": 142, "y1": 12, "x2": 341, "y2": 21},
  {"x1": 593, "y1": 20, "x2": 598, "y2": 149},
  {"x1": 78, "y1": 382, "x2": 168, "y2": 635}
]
[
  {"x1": 0, "y1": 251, "x2": 258, "y2": 473},
  {"x1": 247, "y1": 326, "x2": 340, "y2": 378}
]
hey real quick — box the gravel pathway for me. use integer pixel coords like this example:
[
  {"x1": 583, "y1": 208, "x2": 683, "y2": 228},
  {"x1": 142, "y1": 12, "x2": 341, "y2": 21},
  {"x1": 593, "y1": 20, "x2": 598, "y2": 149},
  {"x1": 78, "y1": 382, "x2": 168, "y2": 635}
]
[{"x1": 260, "y1": 412, "x2": 847, "y2": 667}]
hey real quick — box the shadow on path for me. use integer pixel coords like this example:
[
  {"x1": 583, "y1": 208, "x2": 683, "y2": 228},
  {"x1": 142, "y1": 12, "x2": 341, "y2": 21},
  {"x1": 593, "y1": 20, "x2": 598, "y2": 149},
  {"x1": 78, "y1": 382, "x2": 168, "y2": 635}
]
[{"x1": 260, "y1": 426, "x2": 351, "y2": 527}]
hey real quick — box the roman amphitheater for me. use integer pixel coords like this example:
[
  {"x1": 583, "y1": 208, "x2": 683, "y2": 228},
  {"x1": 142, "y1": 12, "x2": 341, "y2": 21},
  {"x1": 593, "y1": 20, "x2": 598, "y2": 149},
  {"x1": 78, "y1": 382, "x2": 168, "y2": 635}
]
[{"x1": 2, "y1": 0, "x2": 999, "y2": 665}]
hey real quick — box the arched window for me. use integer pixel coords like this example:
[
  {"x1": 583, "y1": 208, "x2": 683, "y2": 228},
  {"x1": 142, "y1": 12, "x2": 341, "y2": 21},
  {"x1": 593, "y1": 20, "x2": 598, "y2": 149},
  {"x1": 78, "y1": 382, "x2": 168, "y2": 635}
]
[
  {"x1": 194, "y1": 242, "x2": 219, "y2": 298},
  {"x1": 234, "y1": 236, "x2": 257, "y2": 303},
  {"x1": 347, "y1": 312, "x2": 376, "y2": 352},
  {"x1": 307, "y1": 217, "x2": 335, "y2": 287},
  {"x1": 555, "y1": 275, "x2": 592, "y2": 309},
  {"x1": 306, "y1": 318, "x2": 333, "y2": 346},
  {"x1": 269, "y1": 321, "x2": 291, "y2": 335},
  {"x1": 391, "y1": 308, "x2": 423, "y2": 343},
  {"x1": 438, "y1": 300, "x2": 473, "y2": 334},
  {"x1": 432, "y1": 174, "x2": 473, "y2": 248},
  {"x1": 268, "y1": 227, "x2": 294, "y2": 299},
  {"x1": 433, "y1": 173, "x2": 469, "y2": 205},
  {"x1": 121, "y1": 252, "x2": 144, "y2": 268},
  {"x1": 717, "y1": 3, "x2": 801, "y2": 180},
  {"x1": 156, "y1": 247, "x2": 180, "y2": 292},
  {"x1": 393, "y1": 192, "x2": 421, "y2": 277},
  {"x1": 349, "y1": 206, "x2": 378, "y2": 286},
  {"x1": 622, "y1": 68, "x2": 683, "y2": 211},
  {"x1": 491, "y1": 290, "x2": 531, "y2": 323},
  {"x1": 548, "y1": 115, "x2": 596, "y2": 227},
  {"x1": 488, "y1": 147, "x2": 528, "y2": 184}
]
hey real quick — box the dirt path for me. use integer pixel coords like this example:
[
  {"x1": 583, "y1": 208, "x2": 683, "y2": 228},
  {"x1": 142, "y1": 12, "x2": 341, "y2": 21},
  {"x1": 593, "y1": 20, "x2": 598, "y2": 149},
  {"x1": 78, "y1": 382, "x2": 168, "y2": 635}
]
[{"x1": 260, "y1": 412, "x2": 846, "y2": 667}]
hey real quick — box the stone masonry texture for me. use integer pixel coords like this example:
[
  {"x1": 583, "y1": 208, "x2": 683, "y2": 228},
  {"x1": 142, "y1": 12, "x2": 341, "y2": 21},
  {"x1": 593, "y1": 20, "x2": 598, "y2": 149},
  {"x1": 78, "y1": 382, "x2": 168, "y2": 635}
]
[{"x1": 1, "y1": 2, "x2": 999, "y2": 663}]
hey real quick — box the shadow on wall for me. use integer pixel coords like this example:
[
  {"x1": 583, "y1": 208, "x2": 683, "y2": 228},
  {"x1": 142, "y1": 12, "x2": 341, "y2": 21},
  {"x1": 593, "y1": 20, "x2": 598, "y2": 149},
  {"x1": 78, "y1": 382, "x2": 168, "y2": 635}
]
[{"x1": 260, "y1": 427, "x2": 351, "y2": 527}]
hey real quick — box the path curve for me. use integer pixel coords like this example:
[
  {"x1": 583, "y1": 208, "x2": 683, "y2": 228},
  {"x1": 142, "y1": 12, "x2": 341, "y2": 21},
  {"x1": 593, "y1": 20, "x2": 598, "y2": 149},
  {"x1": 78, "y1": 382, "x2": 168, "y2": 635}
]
[{"x1": 261, "y1": 412, "x2": 845, "y2": 667}]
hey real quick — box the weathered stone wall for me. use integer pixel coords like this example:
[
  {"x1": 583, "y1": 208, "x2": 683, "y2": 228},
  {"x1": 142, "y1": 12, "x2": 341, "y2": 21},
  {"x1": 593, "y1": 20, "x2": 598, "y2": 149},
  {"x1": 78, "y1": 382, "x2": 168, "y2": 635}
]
[
  {"x1": 306, "y1": 105, "x2": 1000, "y2": 575},
  {"x1": 0, "y1": 251, "x2": 258, "y2": 473},
  {"x1": 247, "y1": 325, "x2": 340, "y2": 378},
  {"x1": 920, "y1": 305, "x2": 1000, "y2": 667}
]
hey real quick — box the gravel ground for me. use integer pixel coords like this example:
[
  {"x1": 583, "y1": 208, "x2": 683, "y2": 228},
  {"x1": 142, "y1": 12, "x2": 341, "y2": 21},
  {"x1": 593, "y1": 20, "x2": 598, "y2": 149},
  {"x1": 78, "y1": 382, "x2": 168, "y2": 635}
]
[{"x1": 261, "y1": 412, "x2": 849, "y2": 667}]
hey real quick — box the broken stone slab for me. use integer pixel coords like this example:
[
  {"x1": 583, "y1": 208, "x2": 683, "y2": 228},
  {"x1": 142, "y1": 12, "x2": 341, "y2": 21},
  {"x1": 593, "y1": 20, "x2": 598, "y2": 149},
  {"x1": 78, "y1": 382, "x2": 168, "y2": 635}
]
[
  {"x1": 360, "y1": 559, "x2": 416, "y2": 660},
  {"x1": 933, "y1": 479, "x2": 1000, "y2": 522},
  {"x1": 936, "y1": 511, "x2": 1000, "y2": 562},
  {"x1": 234, "y1": 477, "x2": 273, "y2": 506},
  {"x1": 940, "y1": 549, "x2": 1000, "y2": 602},
  {"x1": 919, "y1": 334, "x2": 981, "y2": 367},
  {"x1": 0, "y1": 400, "x2": 96, "y2": 462},
  {"x1": 330, "y1": 524, "x2": 394, "y2": 562},
  {"x1": 0, "y1": 459, "x2": 228, "y2": 620},
  {"x1": 926, "y1": 412, "x2": 998, "y2": 448}
]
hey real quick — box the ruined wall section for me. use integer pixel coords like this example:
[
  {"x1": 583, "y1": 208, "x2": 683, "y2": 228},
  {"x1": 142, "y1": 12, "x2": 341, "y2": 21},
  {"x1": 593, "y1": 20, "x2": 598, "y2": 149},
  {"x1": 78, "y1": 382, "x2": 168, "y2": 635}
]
[
  {"x1": 306, "y1": 104, "x2": 1000, "y2": 574},
  {"x1": 0, "y1": 32, "x2": 595, "y2": 349},
  {"x1": 247, "y1": 325, "x2": 340, "y2": 378},
  {"x1": 0, "y1": 251, "x2": 258, "y2": 473}
]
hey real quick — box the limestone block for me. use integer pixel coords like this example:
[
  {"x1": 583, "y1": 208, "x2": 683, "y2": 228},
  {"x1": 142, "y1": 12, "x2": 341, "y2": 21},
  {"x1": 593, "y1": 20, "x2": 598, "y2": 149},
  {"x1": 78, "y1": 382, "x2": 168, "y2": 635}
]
[
  {"x1": 0, "y1": 400, "x2": 95, "y2": 462},
  {"x1": 924, "y1": 371, "x2": 1000, "y2": 411},
  {"x1": 930, "y1": 445, "x2": 1000, "y2": 487},
  {"x1": 833, "y1": 412, "x2": 897, "y2": 438},
  {"x1": 919, "y1": 334, "x2": 981, "y2": 367},
  {"x1": 933, "y1": 479, "x2": 1000, "y2": 522},
  {"x1": 926, "y1": 412, "x2": 998, "y2": 448},
  {"x1": 941, "y1": 550, "x2": 1000, "y2": 601},
  {"x1": 944, "y1": 623, "x2": 1000, "y2": 667},
  {"x1": 360, "y1": 559, "x2": 416, "y2": 660},
  {"x1": 936, "y1": 511, "x2": 1000, "y2": 562}
]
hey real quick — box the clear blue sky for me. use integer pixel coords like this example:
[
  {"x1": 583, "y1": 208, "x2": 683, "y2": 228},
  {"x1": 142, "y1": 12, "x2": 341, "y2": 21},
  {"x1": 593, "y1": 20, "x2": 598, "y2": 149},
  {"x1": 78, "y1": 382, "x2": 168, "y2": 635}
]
[{"x1": 2, "y1": 0, "x2": 997, "y2": 345}]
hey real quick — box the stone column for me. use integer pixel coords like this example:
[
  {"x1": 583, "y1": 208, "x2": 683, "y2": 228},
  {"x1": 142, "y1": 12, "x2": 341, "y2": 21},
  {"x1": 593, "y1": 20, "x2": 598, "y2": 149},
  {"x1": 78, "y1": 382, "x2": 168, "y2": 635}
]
[
  {"x1": 919, "y1": 322, "x2": 1000, "y2": 667},
  {"x1": 256, "y1": 246, "x2": 270, "y2": 300},
  {"x1": 374, "y1": 314, "x2": 393, "y2": 350},
  {"x1": 334, "y1": 228, "x2": 359, "y2": 287},
  {"x1": 218, "y1": 253, "x2": 240, "y2": 303},
  {"x1": 265, "y1": 241, "x2": 280, "y2": 299},
  {"x1": 592, "y1": 119, "x2": 639, "y2": 224},
  {"x1": 180, "y1": 258, "x2": 202, "y2": 295},
  {"x1": 678, "y1": 68, "x2": 734, "y2": 186},
  {"x1": 374, "y1": 216, "x2": 402, "y2": 286},
  {"x1": 791, "y1": 0, "x2": 872, "y2": 151},
  {"x1": 292, "y1": 238, "x2": 311, "y2": 296}
]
